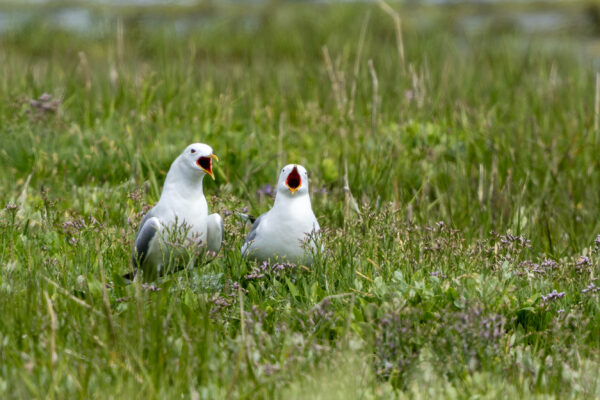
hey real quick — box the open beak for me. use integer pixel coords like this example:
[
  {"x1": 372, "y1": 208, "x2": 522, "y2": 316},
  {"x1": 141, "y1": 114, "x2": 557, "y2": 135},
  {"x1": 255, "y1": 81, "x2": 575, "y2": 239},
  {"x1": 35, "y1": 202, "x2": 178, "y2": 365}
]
[
  {"x1": 285, "y1": 165, "x2": 301, "y2": 195},
  {"x1": 196, "y1": 153, "x2": 219, "y2": 179}
]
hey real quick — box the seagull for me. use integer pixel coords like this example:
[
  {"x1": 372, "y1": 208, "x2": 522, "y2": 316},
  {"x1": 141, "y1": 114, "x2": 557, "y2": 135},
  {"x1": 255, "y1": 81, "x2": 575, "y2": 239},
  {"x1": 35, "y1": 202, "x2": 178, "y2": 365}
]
[
  {"x1": 241, "y1": 164, "x2": 320, "y2": 266},
  {"x1": 129, "y1": 143, "x2": 223, "y2": 281}
]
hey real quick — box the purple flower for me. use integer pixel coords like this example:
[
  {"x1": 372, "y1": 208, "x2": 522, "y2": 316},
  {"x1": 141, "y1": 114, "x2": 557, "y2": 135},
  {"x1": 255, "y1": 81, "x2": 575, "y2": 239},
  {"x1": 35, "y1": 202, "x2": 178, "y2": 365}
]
[
  {"x1": 499, "y1": 233, "x2": 531, "y2": 248},
  {"x1": 541, "y1": 290, "x2": 565, "y2": 302},
  {"x1": 522, "y1": 258, "x2": 558, "y2": 275},
  {"x1": 210, "y1": 296, "x2": 232, "y2": 316},
  {"x1": 29, "y1": 93, "x2": 60, "y2": 113},
  {"x1": 582, "y1": 283, "x2": 600, "y2": 294},
  {"x1": 576, "y1": 256, "x2": 591, "y2": 267},
  {"x1": 127, "y1": 190, "x2": 142, "y2": 202},
  {"x1": 540, "y1": 259, "x2": 558, "y2": 270},
  {"x1": 229, "y1": 281, "x2": 248, "y2": 295},
  {"x1": 244, "y1": 261, "x2": 297, "y2": 281},
  {"x1": 245, "y1": 267, "x2": 265, "y2": 280},
  {"x1": 62, "y1": 218, "x2": 86, "y2": 234},
  {"x1": 115, "y1": 297, "x2": 131, "y2": 303},
  {"x1": 141, "y1": 284, "x2": 161, "y2": 292},
  {"x1": 531, "y1": 264, "x2": 545, "y2": 274},
  {"x1": 374, "y1": 312, "x2": 420, "y2": 381},
  {"x1": 256, "y1": 184, "x2": 273, "y2": 197}
]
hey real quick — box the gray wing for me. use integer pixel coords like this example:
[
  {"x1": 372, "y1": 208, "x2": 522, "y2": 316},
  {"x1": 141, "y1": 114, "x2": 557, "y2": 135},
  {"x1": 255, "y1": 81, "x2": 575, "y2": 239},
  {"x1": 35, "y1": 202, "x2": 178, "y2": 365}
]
[
  {"x1": 206, "y1": 213, "x2": 224, "y2": 254},
  {"x1": 242, "y1": 213, "x2": 266, "y2": 249},
  {"x1": 132, "y1": 210, "x2": 160, "y2": 267}
]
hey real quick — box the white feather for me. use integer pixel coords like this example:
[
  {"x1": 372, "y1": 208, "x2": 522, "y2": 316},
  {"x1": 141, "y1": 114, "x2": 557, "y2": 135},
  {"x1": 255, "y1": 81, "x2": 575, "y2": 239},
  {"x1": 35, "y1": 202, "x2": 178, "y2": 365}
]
[
  {"x1": 242, "y1": 164, "x2": 320, "y2": 265},
  {"x1": 132, "y1": 143, "x2": 222, "y2": 280}
]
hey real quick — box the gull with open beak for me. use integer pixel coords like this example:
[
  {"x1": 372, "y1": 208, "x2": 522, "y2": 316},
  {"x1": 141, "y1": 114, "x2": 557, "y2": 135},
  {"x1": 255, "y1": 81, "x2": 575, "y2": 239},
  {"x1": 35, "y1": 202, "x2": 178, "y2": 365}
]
[
  {"x1": 129, "y1": 143, "x2": 223, "y2": 281},
  {"x1": 241, "y1": 164, "x2": 320, "y2": 266}
]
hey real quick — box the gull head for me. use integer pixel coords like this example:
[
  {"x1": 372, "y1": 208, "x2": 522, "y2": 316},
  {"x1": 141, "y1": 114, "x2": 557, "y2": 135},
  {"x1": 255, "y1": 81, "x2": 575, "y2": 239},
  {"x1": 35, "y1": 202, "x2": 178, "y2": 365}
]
[
  {"x1": 178, "y1": 143, "x2": 218, "y2": 180},
  {"x1": 277, "y1": 164, "x2": 309, "y2": 197}
]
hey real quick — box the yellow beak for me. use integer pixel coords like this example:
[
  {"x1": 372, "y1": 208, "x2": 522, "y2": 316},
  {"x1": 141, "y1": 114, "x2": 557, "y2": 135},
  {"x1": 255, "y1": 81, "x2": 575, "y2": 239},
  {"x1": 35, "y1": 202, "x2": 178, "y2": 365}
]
[{"x1": 286, "y1": 184, "x2": 299, "y2": 195}]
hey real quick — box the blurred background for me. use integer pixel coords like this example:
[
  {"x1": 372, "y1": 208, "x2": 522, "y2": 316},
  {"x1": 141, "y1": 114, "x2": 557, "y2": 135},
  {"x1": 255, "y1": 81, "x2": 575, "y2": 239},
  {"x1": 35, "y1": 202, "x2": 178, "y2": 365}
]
[{"x1": 0, "y1": 1, "x2": 599, "y2": 40}]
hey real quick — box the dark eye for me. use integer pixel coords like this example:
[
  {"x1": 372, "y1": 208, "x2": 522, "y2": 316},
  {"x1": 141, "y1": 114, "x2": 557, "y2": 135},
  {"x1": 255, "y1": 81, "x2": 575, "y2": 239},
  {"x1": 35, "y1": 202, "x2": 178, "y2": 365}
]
[{"x1": 191, "y1": 149, "x2": 196, "y2": 154}]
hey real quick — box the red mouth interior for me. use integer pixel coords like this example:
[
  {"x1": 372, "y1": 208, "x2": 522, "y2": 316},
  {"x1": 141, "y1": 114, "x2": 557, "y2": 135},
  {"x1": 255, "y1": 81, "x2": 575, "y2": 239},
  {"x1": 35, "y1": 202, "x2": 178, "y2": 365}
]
[
  {"x1": 196, "y1": 157, "x2": 212, "y2": 173},
  {"x1": 286, "y1": 167, "x2": 301, "y2": 190}
]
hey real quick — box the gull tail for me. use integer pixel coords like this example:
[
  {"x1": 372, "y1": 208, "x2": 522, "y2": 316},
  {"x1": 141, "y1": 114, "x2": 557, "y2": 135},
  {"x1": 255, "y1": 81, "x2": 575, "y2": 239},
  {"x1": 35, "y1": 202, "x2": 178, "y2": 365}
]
[
  {"x1": 122, "y1": 271, "x2": 136, "y2": 282},
  {"x1": 236, "y1": 212, "x2": 256, "y2": 223}
]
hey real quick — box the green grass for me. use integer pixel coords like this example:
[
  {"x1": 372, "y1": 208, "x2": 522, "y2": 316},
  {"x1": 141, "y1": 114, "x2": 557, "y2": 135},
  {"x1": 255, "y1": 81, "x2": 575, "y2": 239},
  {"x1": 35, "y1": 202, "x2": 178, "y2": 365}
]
[{"x1": 1, "y1": 1, "x2": 600, "y2": 398}]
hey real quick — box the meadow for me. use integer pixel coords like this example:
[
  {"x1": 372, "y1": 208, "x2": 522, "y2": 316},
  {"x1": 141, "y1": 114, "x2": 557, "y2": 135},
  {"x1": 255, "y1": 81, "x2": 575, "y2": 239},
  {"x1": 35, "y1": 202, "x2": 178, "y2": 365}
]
[{"x1": 1, "y1": 1, "x2": 600, "y2": 398}]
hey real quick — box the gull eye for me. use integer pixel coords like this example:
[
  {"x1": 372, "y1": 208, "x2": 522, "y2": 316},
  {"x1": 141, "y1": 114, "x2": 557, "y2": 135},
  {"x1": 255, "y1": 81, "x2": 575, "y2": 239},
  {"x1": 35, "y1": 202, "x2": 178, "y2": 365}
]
[{"x1": 191, "y1": 149, "x2": 196, "y2": 154}]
